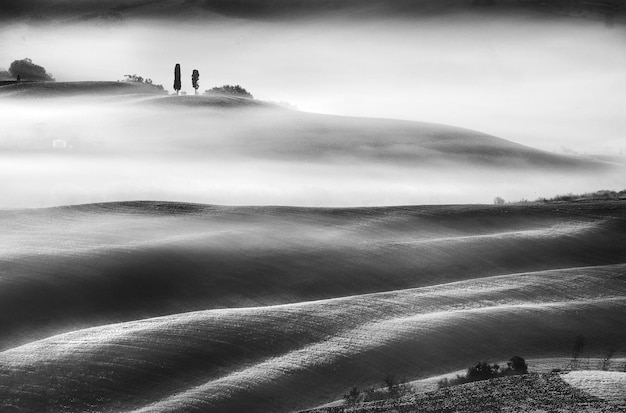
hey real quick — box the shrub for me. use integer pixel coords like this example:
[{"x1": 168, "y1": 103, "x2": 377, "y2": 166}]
[
  {"x1": 467, "y1": 362, "x2": 500, "y2": 381},
  {"x1": 204, "y1": 84, "x2": 253, "y2": 98},
  {"x1": 438, "y1": 356, "x2": 528, "y2": 389},
  {"x1": 123, "y1": 74, "x2": 164, "y2": 90},
  {"x1": 343, "y1": 386, "x2": 361, "y2": 405},
  {"x1": 502, "y1": 356, "x2": 528, "y2": 375}
]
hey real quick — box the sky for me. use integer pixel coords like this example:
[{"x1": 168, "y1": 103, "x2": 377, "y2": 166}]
[{"x1": 1, "y1": 2, "x2": 625, "y2": 155}]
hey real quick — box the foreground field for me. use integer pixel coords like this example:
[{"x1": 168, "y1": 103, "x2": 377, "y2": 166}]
[
  {"x1": 0, "y1": 201, "x2": 625, "y2": 412},
  {"x1": 302, "y1": 372, "x2": 626, "y2": 413}
]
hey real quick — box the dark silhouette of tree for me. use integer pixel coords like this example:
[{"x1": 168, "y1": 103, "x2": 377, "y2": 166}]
[
  {"x1": 467, "y1": 362, "x2": 500, "y2": 382},
  {"x1": 8, "y1": 58, "x2": 54, "y2": 81},
  {"x1": 504, "y1": 356, "x2": 528, "y2": 375},
  {"x1": 192, "y1": 69, "x2": 200, "y2": 95},
  {"x1": 174, "y1": 63, "x2": 181, "y2": 95}
]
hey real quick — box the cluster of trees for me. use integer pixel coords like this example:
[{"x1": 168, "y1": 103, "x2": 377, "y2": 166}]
[
  {"x1": 205, "y1": 84, "x2": 253, "y2": 98},
  {"x1": 123, "y1": 74, "x2": 164, "y2": 90},
  {"x1": 343, "y1": 356, "x2": 529, "y2": 407},
  {"x1": 437, "y1": 356, "x2": 528, "y2": 388},
  {"x1": 0, "y1": 58, "x2": 54, "y2": 81}
]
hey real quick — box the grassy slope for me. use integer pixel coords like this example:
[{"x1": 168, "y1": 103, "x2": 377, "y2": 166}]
[
  {"x1": 0, "y1": 201, "x2": 625, "y2": 412},
  {"x1": 0, "y1": 81, "x2": 167, "y2": 97},
  {"x1": 0, "y1": 265, "x2": 624, "y2": 412},
  {"x1": 1, "y1": 201, "x2": 625, "y2": 350}
]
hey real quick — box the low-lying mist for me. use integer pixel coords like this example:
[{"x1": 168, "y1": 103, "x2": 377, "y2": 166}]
[
  {"x1": 1, "y1": 13, "x2": 625, "y2": 154},
  {"x1": 0, "y1": 96, "x2": 622, "y2": 208}
]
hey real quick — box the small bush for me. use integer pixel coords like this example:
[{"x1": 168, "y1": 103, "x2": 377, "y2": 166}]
[
  {"x1": 438, "y1": 356, "x2": 528, "y2": 389},
  {"x1": 343, "y1": 386, "x2": 361, "y2": 405},
  {"x1": 204, "y1": 84, "x2": 253, "y2": 98},
  {"x1": 123, "y1": 74, "x2": 164, "y2": 90}
]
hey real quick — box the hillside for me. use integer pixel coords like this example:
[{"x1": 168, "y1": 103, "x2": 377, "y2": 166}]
[
  {"x1": 0, "y1": 81, "x2": 167, "y2": 97},
  {"x1": 0, "y1": 201, "x2": 625, "y2": 412},
  {"x1": 300, "y1": 373, "x2": 626, "y2": 413},
  {"x1": 1, "y1": 83, "x2": 618, "y2": 208}
]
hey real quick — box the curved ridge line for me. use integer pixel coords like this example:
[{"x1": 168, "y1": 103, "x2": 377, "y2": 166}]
[
  {"x1": 128, "y1": 297, "x2": 626, "y2": 412},
  {"x1": 2, "y1": 263, "x2": 625, "y2": 355}
]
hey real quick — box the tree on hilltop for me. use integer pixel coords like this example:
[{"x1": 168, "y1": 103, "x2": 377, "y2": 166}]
[
  {"x1": 9, "y1": 58, "x2": 54, "y2": 81},
  {"x1": 173, "y1": 63, "x2": 181, "y2": 95},
  {"x1": 192, "y1": 69, "x2": 200, "y2": 95}
]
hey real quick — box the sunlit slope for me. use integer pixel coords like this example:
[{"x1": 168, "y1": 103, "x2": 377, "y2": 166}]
[
  {"x1": 1, "y1": 201, "x2": 625, "y2": 350},
  {"x1": 1, "y1": 265, "x2": 625, "y2": 413}
]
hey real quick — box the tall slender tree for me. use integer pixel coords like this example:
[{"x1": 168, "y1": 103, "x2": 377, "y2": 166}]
[
  {"x1": 174, "y1": 63, "x2": 181, "y2": 95},
  {"x1": 192, "y1": 69, "x2": 200, "y2": 95}
]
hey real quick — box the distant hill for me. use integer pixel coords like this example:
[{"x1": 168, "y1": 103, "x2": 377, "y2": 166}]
[
  {"x1": 0, "y1": 81, "x2": 167, "y2": 97},
  {"x1": 0, "y1": 80, "x2": 605, "y2": 171}
]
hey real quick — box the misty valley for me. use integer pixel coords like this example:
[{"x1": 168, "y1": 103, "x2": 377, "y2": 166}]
[{"x1": 1, "y1": 2, "x2": 626, "y2": 412}]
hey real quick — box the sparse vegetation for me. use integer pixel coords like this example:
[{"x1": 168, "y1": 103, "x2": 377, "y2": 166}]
[
  {"x1": 438, "y1": 356, "x2": 528, "y2": 389},
  {"x1": 512, "y1": 189, "x2": 626, "y2": 205},
  {"x1": 204, "y1": 84, "x2": 253, "y2": 98},
  {"x1": 123, "y1": 74, "x2": 164, "y2": 90}
]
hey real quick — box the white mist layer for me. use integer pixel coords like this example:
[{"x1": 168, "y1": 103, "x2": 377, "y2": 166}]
[
  {"x1": 1, "y1": 15, "x2": 625, "y2": 154},
  {"x1": 0, "y1": 97, "x2": 623, "y2": 208}
]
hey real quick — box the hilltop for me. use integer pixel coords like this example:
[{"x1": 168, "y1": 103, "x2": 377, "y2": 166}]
[{"x1": 0, "y1": 80, "x2": 167, "y2": 97}]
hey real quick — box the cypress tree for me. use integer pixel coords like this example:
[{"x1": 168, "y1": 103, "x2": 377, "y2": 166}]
[
  {"x1": 174, "y1": 63, "x2": 181, "y2": 95},
  {"x1": 192, "y1": 69, "x2": 200, "y2": 95}
]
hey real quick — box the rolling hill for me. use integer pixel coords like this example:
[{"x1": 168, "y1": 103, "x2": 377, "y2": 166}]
[
  {"x1": 0, "y1": 81, "x2": 167, "y2": 97},
  {"x1": 0, "y1": 200, "x2": 625, "y2": 412},
  {"x1": 1, "y1": 81, "x2": 618, "y2": 208}
]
